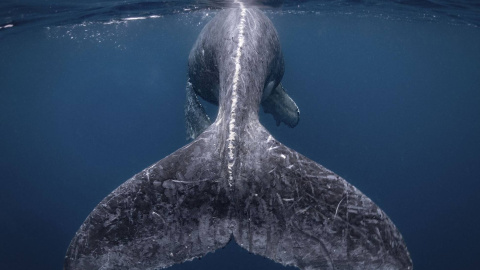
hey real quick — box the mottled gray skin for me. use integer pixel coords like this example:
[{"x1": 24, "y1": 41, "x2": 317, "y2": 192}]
[
  {"x1": 185, "y1": 8, "x2": 299, "y2": 139},
  {"x1": 64, "y1": 7, "x2": 412, "y2": 270}
]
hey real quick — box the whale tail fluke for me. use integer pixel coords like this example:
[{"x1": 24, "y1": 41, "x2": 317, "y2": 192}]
[
  {"x1": 65, "y1": 123, "x2": 412, "y2": 270},
  {"x1": 64, "y1": 127, "x2": 231, "y2": 270},
  {"x1": 231, "y1": 123, "x2": 413, "y2": 270}
]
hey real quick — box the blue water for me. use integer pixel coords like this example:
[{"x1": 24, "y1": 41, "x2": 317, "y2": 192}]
[{"x1": 1, "y1": 1, "x2": 480, "y2": 269}]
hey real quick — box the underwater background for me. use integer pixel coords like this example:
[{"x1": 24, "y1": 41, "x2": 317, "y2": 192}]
[{"x1": 1, "y1": 0, "x2": 480, "y2": 269}]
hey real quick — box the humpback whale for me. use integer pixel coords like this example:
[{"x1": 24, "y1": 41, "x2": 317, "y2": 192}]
[{"x1": 64, "y1": 3, "x2": 412, "y2": 270}]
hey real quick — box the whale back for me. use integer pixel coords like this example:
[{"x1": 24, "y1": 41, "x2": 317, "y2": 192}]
[{"x1": 188, "y1": 8, "x2": 284, "y2": 110}]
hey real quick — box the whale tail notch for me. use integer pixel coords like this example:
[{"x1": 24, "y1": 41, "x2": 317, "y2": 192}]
[{"x1": 65, "y1": 122, "x2": 412, "y2": 270}]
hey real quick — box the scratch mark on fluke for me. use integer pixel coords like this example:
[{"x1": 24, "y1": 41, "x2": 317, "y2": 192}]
[{"x1": 64, "y1": 4, "x2": 412, "y2": 270}]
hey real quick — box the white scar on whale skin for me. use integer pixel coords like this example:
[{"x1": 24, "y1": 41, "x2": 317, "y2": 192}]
[{"x1": 227, "y1": 1, "x2": 247, "y2": 187}]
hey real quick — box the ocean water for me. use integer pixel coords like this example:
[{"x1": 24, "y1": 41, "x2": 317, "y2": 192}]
[{"x1": 1, "y1": 0, "x2": 480, "y2": 269}]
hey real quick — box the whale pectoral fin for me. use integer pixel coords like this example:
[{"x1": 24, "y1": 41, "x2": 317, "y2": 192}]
[
  {"x1": 261, "y1": 84, "x2": 300, "y2": 128},
  {"x1": 185, "y1": 80, "x2": 211, "y2": 140},
  {"x1": 233, "y1": 134, "x2": 412, "y2": 270},
  {"x1": 64, "y1": 132, "x2": 231, "y2": 270}
]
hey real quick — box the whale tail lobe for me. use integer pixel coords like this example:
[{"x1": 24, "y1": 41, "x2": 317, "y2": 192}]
[
  {"x1": 230, "y1": 123, "x2": 412, "y2": 270},
  {"x1": 64, "y1": 124, "x2": 412, "y2": 270},
  {"x1": 64, "y1": 126, "x2": 232, "y2": 270}
]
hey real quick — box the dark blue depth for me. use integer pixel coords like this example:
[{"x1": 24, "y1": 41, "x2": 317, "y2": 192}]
[{"x1": 1, "y1": 7, "x2": 480, "y2": 270}]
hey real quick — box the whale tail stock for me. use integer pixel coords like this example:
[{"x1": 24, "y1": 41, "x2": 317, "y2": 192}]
[
  {"x1": 185, "y1": 80, "x2": 300, "y2": 140},
  {"x1": 64, "y1": 120, "x2": 412, "y2": 270}
]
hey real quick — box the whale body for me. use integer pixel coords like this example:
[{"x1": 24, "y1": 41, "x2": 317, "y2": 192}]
[{"x1": 64, "y1": 5, "x2": 412, "y2": 270}]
